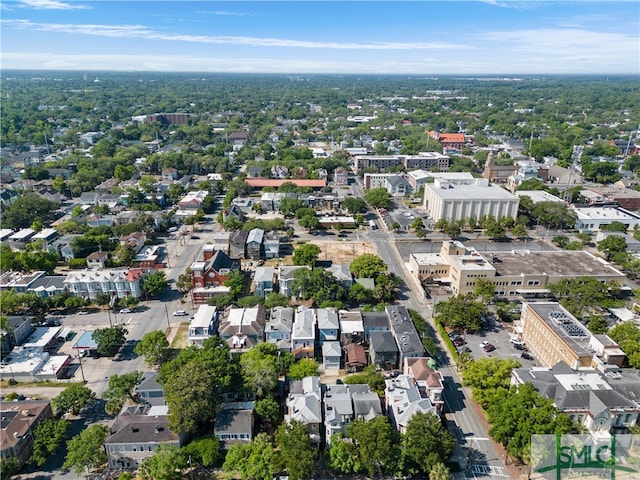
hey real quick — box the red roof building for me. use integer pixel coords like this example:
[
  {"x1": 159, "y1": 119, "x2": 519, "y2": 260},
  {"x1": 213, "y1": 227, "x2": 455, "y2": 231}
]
[{"x1": 244, "y1": 178, "x2": 327, "y2": 189}]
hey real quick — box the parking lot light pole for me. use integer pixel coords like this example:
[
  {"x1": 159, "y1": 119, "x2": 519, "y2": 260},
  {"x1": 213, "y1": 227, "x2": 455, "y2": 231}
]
[
  {"x1": 76, "y1": 347, "x2": 86, "y2": 383},
  {"x1": 164, "y1": 304, "x2": 171, "y2": 329}
]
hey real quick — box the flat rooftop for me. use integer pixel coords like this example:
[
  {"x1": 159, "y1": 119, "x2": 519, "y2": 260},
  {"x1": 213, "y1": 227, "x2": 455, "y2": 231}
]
[
  {"x1": 487, "y1": 250, "x2": 624, "y2": 279},
  {"x1": 525, "y1": 302, "x2": 593, "y2": 357},
  {"x1": 574, "y1": 207, "x2": 640, "y2": 221},
  {"x1": 425, "y1": 182, "x2": 518, "y2": 200},
  {"x1": 516, "y1": 190, "x2": 564, "y2": 203}
]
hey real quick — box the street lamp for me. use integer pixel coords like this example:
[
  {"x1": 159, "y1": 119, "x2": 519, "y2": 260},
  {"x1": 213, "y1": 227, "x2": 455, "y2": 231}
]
[{"x1": 76, "y1": 346, "x2": 86, "y2": 383}]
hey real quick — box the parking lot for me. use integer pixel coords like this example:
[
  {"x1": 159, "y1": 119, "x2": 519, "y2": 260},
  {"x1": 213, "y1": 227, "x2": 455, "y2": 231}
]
[{"x1": 448, "y1": 312, "x2": 538, "y2": 367}]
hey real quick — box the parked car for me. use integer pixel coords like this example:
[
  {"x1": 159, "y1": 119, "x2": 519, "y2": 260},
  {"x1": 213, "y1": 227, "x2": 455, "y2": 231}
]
[
  {"x1": 509, "y1": 337, "x2": 525, "y2": 346},
  {"x1": 457, "y1": 346, "x2": 472, "y2": 354},
  {"x1": 453, "y1": 338, "x2": 465, "y2": 347},
  {"x1": 513, "y1": 343, "x2": 527, "y2": 351},
  {"x1": 480, "y1": 340, "x2": 490, "y2": 348},
  {"x1": 521, "y1": 352, "x2": 535, "y2": 361},
  {"x1": 78, "y1": 310, "x2": 90, "y2": 315},
  {"x1": 119, "y1": 308, "x2": 133, "y2": 314},
  {"x1": 173, "y1": 310, "x2": 188, "y2": 316},
  {"x1": 483, "y1": 343, "x2": 496, "y2": 352}
]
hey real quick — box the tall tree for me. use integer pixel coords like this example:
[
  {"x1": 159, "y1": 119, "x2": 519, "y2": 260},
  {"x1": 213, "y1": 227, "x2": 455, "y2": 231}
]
[
  {"x1": 30, "y1": 418, "x2": 71, "y2": 467},
  {"x1": 103, "y1": 371, "x2": 142, "y2": 415},
  {"x1": 138, "y1": 445, "x2": 186, "y2": 480},
  {"x1": 92, "y1": 326, "x2": 127, "y2": 357},
  {"x1": 402, "y1": 412, "x2": 455, "y2": 474},
  {"x1": 141, "y1": 270, "x2": 168, "y2": 298},
  {"x1": 63, "y1": 424, "x2": 108, "y2": 474},
  {"x1": 240, "y1": 342, "x2": 279, "y2": 398},
  {"x1": 347, "y1": 416, "x2": 398, "y2": 477},
  {"x1": 436, "y1": 293, "x2": 487, "y2": 333},
  {"x1": 274, "y1": 421, "x2": 317, "y2": 480},
  {"x1": 349, "y1": 253, "x2": 387, "y2": 279},
  {"x1": 53, "y1": 384, "x2": 96, "y2": 417},
  {"x1": 134, "y1": 330, "x2": 169, "y2": 366},
  {"x1": 364, "y1": 188, "x2": 391, "y2": 209},
  {"x1": 292, "y1": 243, "x2": 321, "y2": 266}
]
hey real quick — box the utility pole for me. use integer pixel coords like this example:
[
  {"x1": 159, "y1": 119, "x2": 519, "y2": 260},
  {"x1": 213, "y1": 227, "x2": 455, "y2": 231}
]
[
  {"x1": 164, "y1": 304, "x2": 171, "y2": 329},
  {"x1": 76, "y1": 347, "x2": 86, "y2": 383}
]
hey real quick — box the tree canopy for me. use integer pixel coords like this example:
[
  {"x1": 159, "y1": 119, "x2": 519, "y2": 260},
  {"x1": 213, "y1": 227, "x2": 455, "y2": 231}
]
[
  {"x1": 292, "y1": 243, "x2": 321, "y2": 266},
  {"x1": 53, "y1": 383, "x2": 96, "y2": 417},
  {"x1": 63, "y1": 424, "x2": 108, "y2": 474},
  {"x1": 134, "y1": 330, "x2": 169, "y2": 366},
  {"x1": 92, "y1": 326, "x2": 127, "y2": 357},
  {"x1": 349, "y1": 253, "x2": 387, "y2": 279}
]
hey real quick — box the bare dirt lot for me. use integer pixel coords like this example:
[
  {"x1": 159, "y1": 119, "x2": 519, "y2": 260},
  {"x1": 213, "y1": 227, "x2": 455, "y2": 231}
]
[{"x1": 312, "y1": 240, "x2": 377, "y2": 264}]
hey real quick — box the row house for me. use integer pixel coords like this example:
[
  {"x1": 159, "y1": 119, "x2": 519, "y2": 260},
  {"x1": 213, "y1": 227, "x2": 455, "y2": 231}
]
[
  {"x1": 246, "y1": 228, "x2": 264, "y2": 260},
  {"x1": 279, "y1": 265, "x2": 308, "y2": 297},
  {"x1": 403, "y1": 357, "x2": 445, "y2": 416},
  {"x1": 384, "y1": 374, "x2": 438, "y2": 434},
  {"x1": 0, "y1": 401, "x2": 53, "y2": 470},
  {"x1": 86, "y1": 251, "x2": 109, "y2": 270},
  {"x1": 253, "y1": 267, "x2": 276, "y2": 297},
  {"x1": 322, "y1": 341, "x2": 342, "y2": 371},
  {"x1": 265, "y1": 307, "x2": 294, "y2": 351},
  {"x1": 264, "y1": 231, "x2": 280, "y2": 259},
  {"x1": 285, "y1": 376, "x2": 322, "y2": 445},
  {"x1": 229, "y1": 230, "x2": 249, "y2": 259},
  {"x1": 370, "y1": 331, "x2": 399, "y2": 370},
  {"x1": 218, "y1": 305, "x2": 266, "y2": 355},
  {"x1": 292, "y1": 306, "x2": 316, "y2": 360},
  {"x1": 188, "y1": 305, "x2": 219, "y2": 347},
  {"x1": 214, "y1": 402, "x2": 255, "y2": 447},
  {"x1": 324, "y1": 384, "x2": 382, "y2": 446},
  {"x1": 135, "y1": 372, "x2": 166, "y2": 407},
  {"x1": 353, "y1": 152, "x2": 450, "y2": 174},
  {"x1": 63, "y1": 268, "x2": 146, "y2": 301},
  {"x1": 386, "y1": 305, "x2": 426, "y2": 366}
]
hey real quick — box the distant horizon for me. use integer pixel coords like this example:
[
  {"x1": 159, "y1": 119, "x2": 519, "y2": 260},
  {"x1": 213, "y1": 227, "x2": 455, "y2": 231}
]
[
  {"x1": 2, "y1": 69, "x2": 637, "y2": 79},
  {"x1": 2, "y1": 1, "x2": 638, "y2": 75}
]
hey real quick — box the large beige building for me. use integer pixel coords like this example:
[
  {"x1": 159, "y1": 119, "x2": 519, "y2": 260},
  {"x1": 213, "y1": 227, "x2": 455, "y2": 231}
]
[
  {"x1": 517, "y1": 302, "x2": 625, "y2": 370},
  {"x1": 422, "y1": 177, "x2": 519, "y2": 223},
  {"x1": 408, "y1": 241, "x2": 626, "y2": 297}
]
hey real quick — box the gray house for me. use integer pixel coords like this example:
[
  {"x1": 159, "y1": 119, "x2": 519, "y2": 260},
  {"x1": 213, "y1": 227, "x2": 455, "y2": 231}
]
[
  {"x1": 135, "y1": 372, "x2": 166, "y2": 407},
  {"x1": 246, "y1": 228, "x2": 264, "y2": 260},
  {"x1": 369, "y1": 331, "x2": 398, "y2": 369},
  {"x1": 253, "y1": 267, "x2": 276, "y2": 297}
]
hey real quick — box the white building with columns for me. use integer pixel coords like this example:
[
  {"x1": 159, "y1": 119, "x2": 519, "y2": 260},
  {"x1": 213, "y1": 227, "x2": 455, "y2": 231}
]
[{"x1": 423, "y1": 177, "x2": 519, "y2": 223}]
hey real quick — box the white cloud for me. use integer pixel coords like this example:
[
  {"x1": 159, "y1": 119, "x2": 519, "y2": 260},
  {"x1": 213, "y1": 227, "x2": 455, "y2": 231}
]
[
  {"x1": 196, "y1": 10, "x2": 261, "y2": 17},
  {"x1": 1, "y1": 19, "x2": 467, "y2": 50},
  {"x1": 18, "y1": 0, "x2": 90, "y2": 10}
]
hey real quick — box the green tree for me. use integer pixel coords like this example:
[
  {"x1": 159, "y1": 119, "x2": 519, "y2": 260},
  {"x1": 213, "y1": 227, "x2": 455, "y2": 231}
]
[
  {"x1": 30, "y1": 418, "x2": 71, "y2": 467},
  {"x1": 240, "y1": 342, "x2": 279, "y2": 398},
  {"x1": 328, "y1": 435, "x2": 360, "y2": 474},
  {"x1": 274, "y1": 421, "x2": 316, "y2": 480},
  {"x1": 343, "y1": 197, "x2": 368, "y2": 214},
  {"x1": 608, "y1": 322, "x2": 640, "y2": 368},
  {"x1": 180, "y1": 435, "x2": 221, "y2": 468},
  {"x1": 134, "y1": 330, "x2": 169, "y2": 366},
  {"x1": 511, "y1": 223, "x2": 528, "y2": 239},
  {"x1": 429, "y1": 462, "x2": 451, "y2": 480},
  {"x1": 287, "y1": 358, "x2": 319, "y2": 380},
  {"x1": 347, "y1": 416, "x2": 398, "y2": 477},
  {"x1": 364, "y1": 188, "x2": 391, "y2": 209},
  {"x1": 63, "y1": 424, "x2": 108, "y2": 474},
  {"x1": 142, "y1": 270, "x2": 168, "y2": 298},
  {"x1": 349, "y1": 253, "x2": 387, "y2": 279},
  {"x1": 103, "y1": 371, "x2": 142, "y2": 415},
  {"x1": 437, "y1": 293, "x2": 487, "y2": 333},
  {"x1": 223, "y1": 433, "x2": 277, "y2": 480},
  {"x1": 292, "y1": 243, "x2": 321, "y2": 266},
  {"x1": 92, "y1": 326, "x2": 127, "y2": 357},
  {"x1": 402, "y1": 412, "x2": 455, "y2": 474},
  {"x1": 597, "y1": 235, "x2": 627, "y2": 260},
  {"x1": 292, "y1": 268, "x2": 345, "y2": 304},
  {"x1": 264, "y1": 292, "x2": 290, "y2": 308},
  {"x1": 298, "y1": 214, "x2": 319, "y2": 231},
  {"x1": 2, "y1": 193, "x2": 59, "y2": 229},
  {"x1": 224, "y1": 270, "x2": 246, "y2": 299},
  {"x1": 462, "y1": 358, "x2": 521, "y2": 408},
  {"x1": 53, "y1": 384, "x2": 96, "y2": 417},
  {"x1": 587, "y1": 315, "x2": 609, "y2": 334},
  {"x1": 486, "y1": 383, "x2": 574, "y2": 463},
  {"x1": 547, "y1": 277, "x2": 612, "y2": 317},
  {"x1": 160, "y1": 336, "x2": 237, "y2": 434},
  {"x1": 474, "y1": 278, "x2": 496, "y2": 304},
  {"x1": 255, "y1": 396, "x2": 281, "y2": 426},
  {"x1": 138, "y1": 445, "x2": 187, "y2": 480}
]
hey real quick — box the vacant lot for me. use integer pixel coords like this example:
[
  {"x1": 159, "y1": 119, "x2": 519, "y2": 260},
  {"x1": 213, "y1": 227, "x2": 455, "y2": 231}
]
[{"x1": 289, "y1": 240, "x2": 377, "y2": 265}]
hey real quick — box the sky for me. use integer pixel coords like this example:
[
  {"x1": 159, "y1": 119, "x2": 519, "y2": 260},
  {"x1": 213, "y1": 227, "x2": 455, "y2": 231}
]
[{"x1": 1, "y1": 0, "x2": 639, "y2": 75}]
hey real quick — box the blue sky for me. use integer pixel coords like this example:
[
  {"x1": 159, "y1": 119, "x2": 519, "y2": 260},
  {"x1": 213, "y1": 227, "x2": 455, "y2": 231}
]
[{"x1": 1, "y1": 0, "x2": 639, "y2": 74}]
